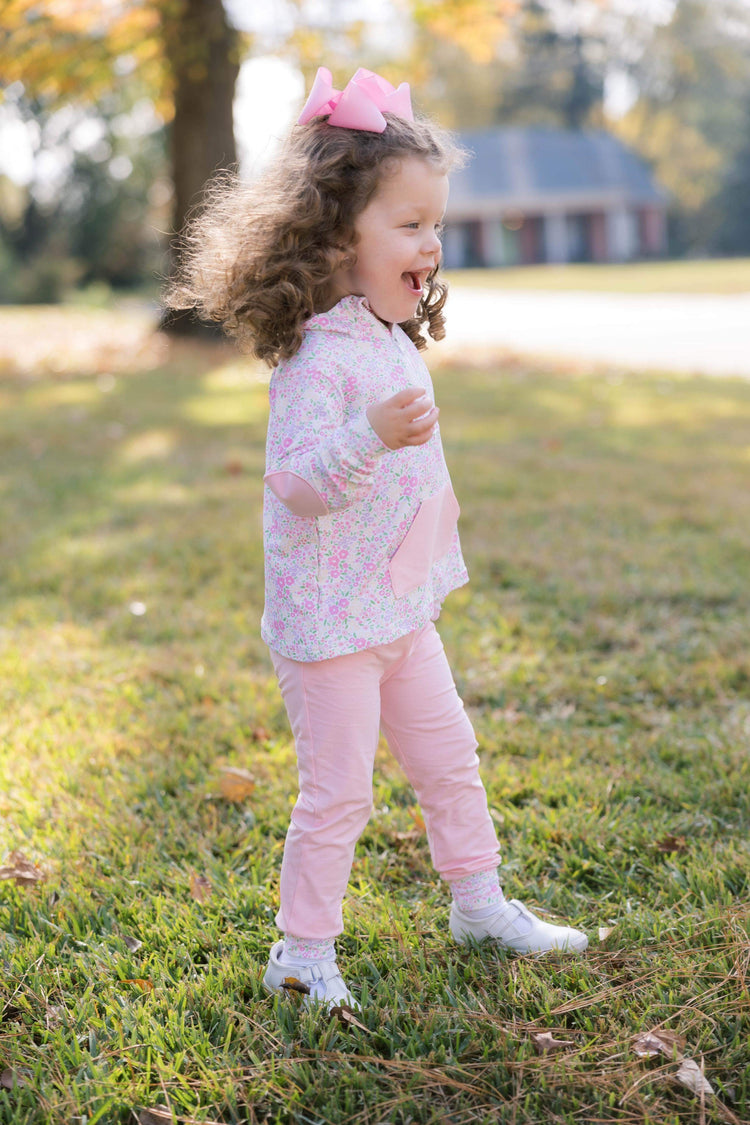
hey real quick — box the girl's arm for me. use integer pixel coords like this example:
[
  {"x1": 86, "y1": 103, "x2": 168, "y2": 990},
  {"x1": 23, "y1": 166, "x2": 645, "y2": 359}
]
[{"x1": 264, "y1": 366, "x2": 389, "y2": 517}]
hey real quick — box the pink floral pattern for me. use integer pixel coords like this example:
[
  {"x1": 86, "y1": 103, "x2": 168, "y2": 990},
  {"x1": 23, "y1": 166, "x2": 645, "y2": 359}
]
[{"x1": 261, "y1": 295, "x2": 468, "y2": 661}]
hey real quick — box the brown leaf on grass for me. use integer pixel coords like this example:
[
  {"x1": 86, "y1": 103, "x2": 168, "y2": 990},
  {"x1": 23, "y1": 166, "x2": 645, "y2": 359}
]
[
  {"x1": 330, "y1": 1004, "x2": 370, "y2": 1033},
  {"x1": 138, "y1": 1109, "x2": 175, "y2": 1125},
  {"x1": 121, "y1": 978, "x2": 154, "y2": 993},
  {"x1": 531, "y1": 1030, "x2": 575, "y2": 1053},
  {"x1": 633, "y1": 1029, "x2": 686, "y2": 1059},
  {"x1": 189, "y1": 872, "x2": 212, "y2": 903},
  {"x1": 408, "y1": 805, "x2": 426, "y2": 833},
  {"x1": 251, "y1": 726, "x2": 270, "y2": 742},
  {"x1": 0, "y1": 851, "x2": 45, "y2": 885},
  {"x1": 676, "y1": 1057, "x2": 714, "y2": 1097},
  {"x1": 138, "y1": 1109, "x2": 226, "y2": 1125},
  {"x1": 224, "y1": 459, "x2": 244, "y2": 475},
  {"x1": 0, "y1": 1068, "x2": 27, "y2": 1090},
  {"x1": 280, "y1": 975, "x2": 311, "y2": 996},
  {"x1": 655, "y1": 834, "x2": 689, "y2": 854},
  {"x1": 218, "y1": 766, "x2": 256, "y2": 802}
]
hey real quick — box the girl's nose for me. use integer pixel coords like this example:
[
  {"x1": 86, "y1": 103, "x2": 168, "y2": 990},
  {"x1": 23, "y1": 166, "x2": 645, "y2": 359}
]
[{"x1": 421, "y1": 229, "x2": 442, "y2": 256}]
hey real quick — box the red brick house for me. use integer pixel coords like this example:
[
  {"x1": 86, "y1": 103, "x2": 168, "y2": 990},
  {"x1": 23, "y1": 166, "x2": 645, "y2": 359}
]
[{"x1": 443, "y1": 127, "x2": 668, "y2": 268}]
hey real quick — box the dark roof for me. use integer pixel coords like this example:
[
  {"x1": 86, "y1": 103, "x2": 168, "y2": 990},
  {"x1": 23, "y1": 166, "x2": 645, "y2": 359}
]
[{"x1": 449, "y1": 127, "x2": 665, "y2": 209}]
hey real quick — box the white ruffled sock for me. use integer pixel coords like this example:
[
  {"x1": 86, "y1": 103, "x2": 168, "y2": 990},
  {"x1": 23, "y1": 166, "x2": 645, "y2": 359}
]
[
  {"x1": 279, "y1": 935, "x2": 336, "y2": 965},
  {"x1": 450, "y1": 868, "x2": 506, "y2": 919}
]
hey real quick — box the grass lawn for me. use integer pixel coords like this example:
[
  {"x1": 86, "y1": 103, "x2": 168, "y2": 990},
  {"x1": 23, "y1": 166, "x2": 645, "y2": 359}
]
[
  {"x1": 1, "y1": 312, "x2": 748, "y2": 1125},
  {"x1": 444, "y1": 257, "x2": 750, "y2": 294}
]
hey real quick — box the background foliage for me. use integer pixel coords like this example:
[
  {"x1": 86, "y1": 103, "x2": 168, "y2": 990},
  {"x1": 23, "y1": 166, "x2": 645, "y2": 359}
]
[{"x1": 2, "y1": 0, "x2": 750, "y2": 305}]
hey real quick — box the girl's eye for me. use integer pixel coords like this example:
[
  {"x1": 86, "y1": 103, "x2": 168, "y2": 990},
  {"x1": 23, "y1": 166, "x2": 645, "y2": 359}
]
[{"x1": 405, "y1": 222, "x2": 445, "y2": 235}]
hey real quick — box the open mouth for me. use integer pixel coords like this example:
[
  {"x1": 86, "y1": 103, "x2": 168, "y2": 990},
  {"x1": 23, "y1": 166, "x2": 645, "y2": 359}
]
[{"x1": 402, "y1": 271, "x2": 427, "y2": 296}]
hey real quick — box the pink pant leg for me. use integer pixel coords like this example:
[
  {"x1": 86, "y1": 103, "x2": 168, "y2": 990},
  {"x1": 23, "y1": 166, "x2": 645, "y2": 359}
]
[
  {"x1": 270, "y1": 645, "x2": 385, "y2": 938},
  {"x1": 379, "y1": 623, "x2": 501, "y2": 882}
]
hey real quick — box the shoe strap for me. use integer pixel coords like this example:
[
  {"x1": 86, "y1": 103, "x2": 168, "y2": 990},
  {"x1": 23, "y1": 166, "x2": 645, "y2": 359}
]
[
  {"x1": 317, "y1": 960, "x2": 344, "y2": 984},
  {"x1": 284, "y1": 959, "x2": 341, "y2": 985},
  {"x1": 493, "y1": 899, "x2": 532, "y2": 938}
]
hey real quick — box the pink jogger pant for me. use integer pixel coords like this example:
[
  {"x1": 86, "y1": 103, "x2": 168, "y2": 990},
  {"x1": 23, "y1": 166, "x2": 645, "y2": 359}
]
[{"x1": 270, "y1": 622, "x2": 501, "y2": 938}]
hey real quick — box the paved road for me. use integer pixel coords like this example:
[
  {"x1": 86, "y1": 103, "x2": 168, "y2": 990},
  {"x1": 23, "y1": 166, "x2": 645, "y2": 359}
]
[{"x1": 440, "y1": 288, "x2": 750, "y2": 377}]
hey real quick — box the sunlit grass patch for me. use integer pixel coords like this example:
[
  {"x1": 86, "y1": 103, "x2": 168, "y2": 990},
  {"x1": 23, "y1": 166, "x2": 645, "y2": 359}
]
[{"x1": 0, "y1": 327, "x2": 748, "y2": 1124}]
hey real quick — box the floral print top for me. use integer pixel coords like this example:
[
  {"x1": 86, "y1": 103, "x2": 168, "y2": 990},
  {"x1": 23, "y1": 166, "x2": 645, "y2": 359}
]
[{"x1": 261, "y1": 295, "x2": 468, "y2": 661}]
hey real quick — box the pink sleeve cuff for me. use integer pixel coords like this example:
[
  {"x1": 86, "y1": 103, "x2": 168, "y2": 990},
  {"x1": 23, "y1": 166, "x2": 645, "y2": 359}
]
[{"x1": 264, "y1": 470, "x2": 330, "y2": 517}]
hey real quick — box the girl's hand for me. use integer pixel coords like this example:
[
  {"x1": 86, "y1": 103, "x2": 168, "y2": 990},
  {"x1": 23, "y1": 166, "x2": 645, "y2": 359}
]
[{"x1": 366, "y1": 387, "x2": 439, "y2": 450}]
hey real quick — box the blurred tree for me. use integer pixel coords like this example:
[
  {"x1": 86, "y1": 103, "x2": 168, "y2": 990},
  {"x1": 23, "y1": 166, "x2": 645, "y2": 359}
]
[
  {"x1": 0, "y1": 0, "x2": 238, "y2": 329},
  {"x1": 0, "y1": 90, "x2": 170, "y2": 303},
  {"x1": 610, "y1": 0, "x2": 750, "y2": 253},
  {"x1": 408, "y1": 0, "x2": 605, "y2": 130},
  {"x1": 712, "y1": 94, "x2": 750, "y2": 253},
  {"x1": 495, "y1": 2, "x2": 605, "y2": 129},
  {"x1": 411, "y1": 0, "x2": 521, "y2": 66}
]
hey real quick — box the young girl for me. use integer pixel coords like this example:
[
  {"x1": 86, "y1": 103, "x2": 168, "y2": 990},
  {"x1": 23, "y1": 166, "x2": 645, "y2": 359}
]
[{"x1": 170, "y1": 66, "x2": 588, "y2": 1008}]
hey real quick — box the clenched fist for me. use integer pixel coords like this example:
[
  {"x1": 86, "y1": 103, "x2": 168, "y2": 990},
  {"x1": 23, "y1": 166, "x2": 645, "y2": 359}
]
[{"x1": 366, "y1": 387, "x2": 439, "y2": 450}]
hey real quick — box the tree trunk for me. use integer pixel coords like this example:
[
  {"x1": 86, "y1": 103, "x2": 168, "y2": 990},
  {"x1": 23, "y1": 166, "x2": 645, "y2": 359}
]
[{"x1": 161, "y1": 0, "x2": 240, "y2": 336}]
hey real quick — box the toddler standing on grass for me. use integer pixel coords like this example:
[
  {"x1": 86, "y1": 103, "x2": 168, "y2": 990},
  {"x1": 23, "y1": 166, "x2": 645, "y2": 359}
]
[{"x1": 169, "y1": 66, "x2": 588, "y2": 1009}]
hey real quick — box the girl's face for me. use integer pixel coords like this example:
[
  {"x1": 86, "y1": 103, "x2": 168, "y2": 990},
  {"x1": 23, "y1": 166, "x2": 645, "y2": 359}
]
[{"x1": 331, "y1": 156, "x2": 449, "y2": 325}]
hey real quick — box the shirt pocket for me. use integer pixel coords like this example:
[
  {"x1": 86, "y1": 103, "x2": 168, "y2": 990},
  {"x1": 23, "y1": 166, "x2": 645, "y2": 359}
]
[{"x1": 388, "y1": 482, "x2": 460, "y2": 598}]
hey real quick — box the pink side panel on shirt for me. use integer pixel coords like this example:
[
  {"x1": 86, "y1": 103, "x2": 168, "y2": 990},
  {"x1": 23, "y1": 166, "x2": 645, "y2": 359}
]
[
  {"x1": 265, "y1": 470, "x2": 330, "y2": 517},
  {"x1": 388, "y1": 483, "x2": 461, "y2": 598}
]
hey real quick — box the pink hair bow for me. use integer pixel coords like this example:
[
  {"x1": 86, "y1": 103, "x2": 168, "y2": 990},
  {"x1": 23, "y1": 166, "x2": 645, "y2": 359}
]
[{"x1": 297, "y1": 66, "x2": 414, "y2": 133}]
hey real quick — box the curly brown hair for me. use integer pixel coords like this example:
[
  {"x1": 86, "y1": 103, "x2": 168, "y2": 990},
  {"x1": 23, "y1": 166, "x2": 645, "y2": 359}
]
[{"x1": 166, "y1": 113, "x2": 466, "y2": 366}]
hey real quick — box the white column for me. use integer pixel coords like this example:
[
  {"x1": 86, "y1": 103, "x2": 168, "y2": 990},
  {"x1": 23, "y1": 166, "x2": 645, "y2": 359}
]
[
  {"x1": 483, "y1": 219, "x2": 506, "y2": 267},
  {"x1": 544, "y1": 212, "x2": 569, "y2": 263},
  {"x1": 606, "y1": 206, "x2": 636, "y2": 261}
]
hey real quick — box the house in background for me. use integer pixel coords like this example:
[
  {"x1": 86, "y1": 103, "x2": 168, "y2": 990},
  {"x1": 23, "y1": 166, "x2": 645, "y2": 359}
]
[{"x1": 442, "y1": 127, "x2": 668, "y2": 268}]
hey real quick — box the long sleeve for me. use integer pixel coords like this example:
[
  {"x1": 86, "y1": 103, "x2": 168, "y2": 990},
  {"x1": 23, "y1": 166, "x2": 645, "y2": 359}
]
[{"x1": 264, "y1": 366, "x2": 389, "y2": 516}]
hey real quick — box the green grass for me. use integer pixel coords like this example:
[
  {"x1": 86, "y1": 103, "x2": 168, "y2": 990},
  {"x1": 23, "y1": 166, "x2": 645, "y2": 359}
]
[
  {"x1": 1, "y1": 317, "x2": 749, "y2": 1125},
  {"x1": 445, "y1": 256, "x2": 750, "y2": 293}
]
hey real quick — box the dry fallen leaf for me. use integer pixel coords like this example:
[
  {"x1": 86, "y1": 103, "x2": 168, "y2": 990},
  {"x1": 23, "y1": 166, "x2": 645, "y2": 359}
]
[
  {"x1": 0, "y1": 1068, "x2": 27, "y2": 1090},
  {"x1": 138, "y1": 1108, "x2": 175, "y2": 1125},
  {"x1": 138, "y1": 1108, "x2": 226, "y2": 1125},
  {"x1": 189, "y1": 872, "x2": 212, "y2": 903},
  {"x1": 0, "y1": 851, "x2": 45, "y2": 885},
  {"x1": 598, "y1": 926, "x2": 615, "y2": 942},
  {"x1": 330, "y1": 1004, "x2": 370, "y2": 1032},
  {"x1": 280, "y1": 976, "x2": 311, "y2": 996},
  {"x1": 121, "y1": 978, "x2": 154, "y2": 993},
  {"x1": 408, "y1": 805, "x2": 426, "y2": 833},
  {"x1": 633, "y1": 1029, "x2": 686, "y2": 1059},
  {"x1": 676, "y1": 1057, "x2": 714, "y2": 1097},
  {"x1": 655, "y1": 834, "x2": 689, "y2": 854},
  {"x1": 123, "y1": 934, "x2": 143, "y2": 952},
  {"x1": 218, "y1": 766, "x2": 256, "y2": 802},
  {"x1": 531, "y1": 1030, "x2": 575, "y2": 1053}
]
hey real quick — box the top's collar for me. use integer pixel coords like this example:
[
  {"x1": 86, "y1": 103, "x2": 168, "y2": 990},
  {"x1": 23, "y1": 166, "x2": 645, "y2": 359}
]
[{"x1": 305, "y1": 295, "x2": 398, "y2": 341}]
